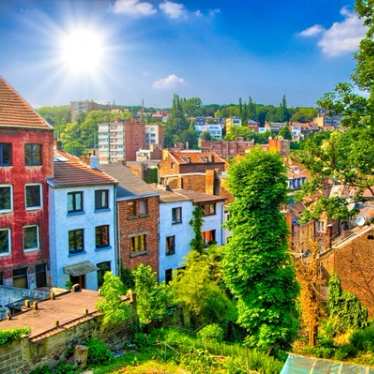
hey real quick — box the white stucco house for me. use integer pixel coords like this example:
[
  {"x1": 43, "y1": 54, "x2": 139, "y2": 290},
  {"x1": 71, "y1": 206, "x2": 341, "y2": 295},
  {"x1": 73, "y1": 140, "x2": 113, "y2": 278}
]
[
  {"x1": 158, "y1": 188, "x2": 225, "y2": 282},
  {"x1": 48, "y1": 150, "x2": 118, "y2": 290}
]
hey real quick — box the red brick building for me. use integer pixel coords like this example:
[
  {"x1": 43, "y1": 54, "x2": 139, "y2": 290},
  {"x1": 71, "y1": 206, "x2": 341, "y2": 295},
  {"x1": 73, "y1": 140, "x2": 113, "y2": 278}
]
[
  {"x1": 124, "y1": 120, "x2": 146, "y2": 161},
  {"x1": 101, "y1": 164, "x2": 160, "y2": 274},
  {"x1": 0, "y1": 78, "x2": 54, "y2": 288},
  {"x1": 159, "y1": 150, "x2": 226, "y2": 180},
  {"x1": 199, "y1": 138, "x2": 256, "y2": 160}
]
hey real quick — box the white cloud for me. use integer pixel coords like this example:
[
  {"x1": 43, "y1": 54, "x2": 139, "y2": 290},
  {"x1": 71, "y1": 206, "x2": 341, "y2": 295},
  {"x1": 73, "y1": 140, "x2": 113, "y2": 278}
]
[
  {"x1": 159, "y1": 1, "x2": 185, "y2": 19},
  {"x1": 299, "y1": 7, "x2": 366, "y2": 57},
  {"x1": 152, "y1": 74, "x2": 185, "y2": 90},
  {"x1": 113, "y1": 0, "x2": 156, "y2": 16},
  {"x1": 299, "y1": 24, "x2": 324, "y2": 37}
]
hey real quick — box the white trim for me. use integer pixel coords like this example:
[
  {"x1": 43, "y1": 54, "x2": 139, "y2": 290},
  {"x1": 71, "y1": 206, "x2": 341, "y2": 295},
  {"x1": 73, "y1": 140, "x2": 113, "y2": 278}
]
[
  {"x1": 0, "y1": 228, "x2": 11, "y2": 257},
  {"x1": 25, "y1": 183, "x2": 43, "y2": 211},
  {"x1": 0, "y1": 184, "x2": 13, "y2": 214},
  {"x1": 23, "y1": 224, "x2": 40, "y2": 252}
]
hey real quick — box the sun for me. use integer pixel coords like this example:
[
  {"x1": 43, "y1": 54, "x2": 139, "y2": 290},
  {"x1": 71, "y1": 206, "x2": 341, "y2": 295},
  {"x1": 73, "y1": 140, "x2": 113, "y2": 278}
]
[{"x1": 58, "y1": 27, "x2": 105, "y2": 75}]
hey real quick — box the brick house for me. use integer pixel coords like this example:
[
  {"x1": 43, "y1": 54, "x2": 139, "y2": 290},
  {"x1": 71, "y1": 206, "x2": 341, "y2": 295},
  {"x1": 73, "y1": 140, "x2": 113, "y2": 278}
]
[
  {"x1": 159, "y1": 150, "x2": 227, "y2": 183},
  {"x1": 101, "y1": 164, "x2": 160, "y2": 274},
  {"x1": 321, "y1": 224, "x2": 374, "y2": 316},
  {"x1": 199, "y1": 138, "x2": 256, "y2": 160},
  {"x1": 0, "y1": 77, "x2": 54, "y2": 288}
]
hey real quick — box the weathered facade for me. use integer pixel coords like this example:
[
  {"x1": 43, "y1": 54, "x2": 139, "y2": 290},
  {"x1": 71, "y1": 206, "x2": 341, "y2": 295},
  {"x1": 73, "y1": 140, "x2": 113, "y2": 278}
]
[{"x1": 0, "y1": 78, "x2": 53, "y2": 289}]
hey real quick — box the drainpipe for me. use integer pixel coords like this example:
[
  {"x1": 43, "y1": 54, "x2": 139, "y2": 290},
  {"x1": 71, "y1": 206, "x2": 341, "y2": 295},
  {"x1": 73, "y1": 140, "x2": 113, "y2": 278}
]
[{"x1": 113, "y1": 184, "x2": 120, "y2": 276}]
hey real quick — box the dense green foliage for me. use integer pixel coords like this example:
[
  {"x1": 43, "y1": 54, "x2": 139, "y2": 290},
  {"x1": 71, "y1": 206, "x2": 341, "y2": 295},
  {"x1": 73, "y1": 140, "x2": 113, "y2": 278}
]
[
  {"x1": 327, "y1": 275, "x2": 368, "y2": 332},
  {"x1": 223, "y1": 149, "x2": 299, "y2": 354},
  {"x1": 297, "y1": 0, "x2": 374, "y2": 206},
  {"x1": 197, "y1": 324, "x2": 224, "y2": 342},
  {"x1": 279, "y1": 125, "x2": 292, "y2": 140},
  {"x1": 87, "y1": 338, "x2": 113, "y2": 365},
  {"x1": 225, "y1": 125, "x2": 271, "y2": 143},
  {"x1": 133, "y1": 264, "x2": 169, "y2": 326},
  {"x1": 0, "y1": 327, "x2": 30, "y2": 346},
  {"x1": 97, "y1": 272, "x2": 132, "y2": 329},
  {"x1": 37, "y1": 105, "x2": 70, "y2": 126},
  {"x1": 164, "y1": 94, "x2": 199, "y2": 148},
  {"x1": 171, "y1": 247, "x2": 236, "y2": 330},
  {"x1": 189, "y1": 206, "x2": 204, "y2": 252}
]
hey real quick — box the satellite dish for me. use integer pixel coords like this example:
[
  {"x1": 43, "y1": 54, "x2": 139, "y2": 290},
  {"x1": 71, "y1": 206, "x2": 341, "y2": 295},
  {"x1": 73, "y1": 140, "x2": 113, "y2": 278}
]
[{"x1": 355, "y1": 216, "x2": 366, "y2": 226}]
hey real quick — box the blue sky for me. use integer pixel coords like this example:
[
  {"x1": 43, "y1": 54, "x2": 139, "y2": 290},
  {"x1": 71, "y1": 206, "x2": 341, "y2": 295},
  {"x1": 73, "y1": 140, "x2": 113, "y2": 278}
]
[{"x1": 0, "y1": 0, "x2": 366, "y2": 108}]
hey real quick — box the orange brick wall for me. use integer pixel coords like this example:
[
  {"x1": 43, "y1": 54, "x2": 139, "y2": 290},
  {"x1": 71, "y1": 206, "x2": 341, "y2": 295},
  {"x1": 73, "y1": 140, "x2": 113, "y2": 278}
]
[
  {"x1": 117, "y1": 196, "x2": 159, "y2": 274},
  {"x1": 321, "y1": 228, "x2": 374, "y2": 316}
]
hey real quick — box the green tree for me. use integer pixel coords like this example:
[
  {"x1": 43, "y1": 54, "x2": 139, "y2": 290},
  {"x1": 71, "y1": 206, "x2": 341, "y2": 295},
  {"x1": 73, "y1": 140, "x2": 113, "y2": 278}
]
[
  {"x1": 133, "y1": 265, "x2": 169, "y2": 327},
  {"x1": 223, "y1": 149, "x2": 299, "y2": 355},
  {"x1": 291, "y1": 107, "x2": 317, "y2": 122},
  {"x1": 190, "y1": 206, "x2": 204, "y2": 252},
  {"x1": 97, "y1": 272, "x2": 132, "y2": 329},
  {"x1": 298, "y1": 0, "x2": 374, "y2": 204},
  {"x1": 171, "y1": 248, "x2": 236, "y2": 329},
  {"x1": 279, "y1": 125, "x2": 292, "y2": 140}
]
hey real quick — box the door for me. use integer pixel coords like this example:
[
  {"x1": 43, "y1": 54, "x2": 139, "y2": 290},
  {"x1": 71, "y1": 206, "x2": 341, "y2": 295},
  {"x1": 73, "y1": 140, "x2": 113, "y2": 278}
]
[{"x1": 70, "y1": 274, "x2": 86, "y2": 289}]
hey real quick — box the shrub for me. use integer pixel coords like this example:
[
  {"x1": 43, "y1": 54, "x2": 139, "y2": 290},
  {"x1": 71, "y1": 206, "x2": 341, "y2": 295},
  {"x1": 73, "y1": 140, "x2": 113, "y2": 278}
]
[
  {"x1": 30, "y1": 366, "x2": 52, "y2": 374},
  {"x1": 350, "y1": 324, "x2": 374, "y2": 352},
  {"x1": 197, "y1": 324, "x2": 224, "y2": 342},
  {"x1": 87, "y1": 338, "x2": 113, "y2": 365},
  {"x1": 334, "y1": 344, "x2": 357, "y2": 360},
  {"x1": 0, "y1": 327, "x2": 30, "y2": 346},
  {"x1": 54, "y1": 362, "x2": 77, "y2": 374}
]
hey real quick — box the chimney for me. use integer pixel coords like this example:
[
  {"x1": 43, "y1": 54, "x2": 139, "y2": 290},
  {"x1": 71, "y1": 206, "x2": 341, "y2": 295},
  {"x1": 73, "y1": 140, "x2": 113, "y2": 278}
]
[
  {"x1": 205, "y1": 169, "x2": 216, "y2": 195},
  {"x1": 90, "y1": 150, "x2": 99, "y2": 169}
]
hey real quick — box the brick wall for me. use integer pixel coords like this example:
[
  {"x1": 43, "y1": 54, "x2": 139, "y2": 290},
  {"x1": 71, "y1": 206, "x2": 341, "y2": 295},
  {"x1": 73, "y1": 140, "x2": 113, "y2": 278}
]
[
  {"x1": 117, "y1": 196, "x2": 159, "y2": 273},
  {"x1": 200, "y1": 139, "x2": 255, "y2": 159},
  {"x1": 321, "y1": 227, "x2": 374, "y2": 316},
  {"x1": 124, "y1": 120, "x2": 145, "y2": 161}
]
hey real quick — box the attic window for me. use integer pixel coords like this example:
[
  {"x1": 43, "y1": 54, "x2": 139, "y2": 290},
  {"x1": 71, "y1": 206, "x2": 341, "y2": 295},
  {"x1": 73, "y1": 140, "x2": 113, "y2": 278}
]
[{"x1": 368, "y1": 235, "x2": 374, "y2": 240}]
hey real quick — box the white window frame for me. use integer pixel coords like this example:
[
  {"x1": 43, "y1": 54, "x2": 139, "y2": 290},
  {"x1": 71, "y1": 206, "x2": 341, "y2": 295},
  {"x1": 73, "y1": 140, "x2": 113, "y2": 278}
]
[
  {"x1": 23, "y1": 224, "x2": 40, "y2": 252},
  {"x1": 0, "y1": 184, "x2": 13, "y2": 214},
  {"x1": 25, "y1": 183, "x2": 43, "y2": 211},
  {"x1": 0, "y1": 228, "x2": 11, "y2": 257}
]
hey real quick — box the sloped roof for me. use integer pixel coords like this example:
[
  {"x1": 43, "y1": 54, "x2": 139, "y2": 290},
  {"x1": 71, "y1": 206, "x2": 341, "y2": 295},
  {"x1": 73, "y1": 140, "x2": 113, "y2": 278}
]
[
  {"x1": 175, "y1": 189, "x2": 226, "y2": 203},
  {"x1": 49, "y1": 151, "x2": 117, "y2": 188},
  {"x1": 0, "y1": 77, "x2": 51, "y2": 130},
  {"x1": 101, "y1": 164, "x2": 159, "y2": 200},
  {"x1": 168, "y1": 150, "x2": 226, "y2": 165}
]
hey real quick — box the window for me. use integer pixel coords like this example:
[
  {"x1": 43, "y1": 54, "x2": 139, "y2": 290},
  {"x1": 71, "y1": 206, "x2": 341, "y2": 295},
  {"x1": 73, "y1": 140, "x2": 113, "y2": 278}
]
[
  {"x1": 96, "y1": 225, "x2": 110, "y2": 248},
  {"x1": 25, "y1": 144, "x2": 42, "y2": 166},
  {"x1": 172, "y1": 207, "x2": 182, "y2": 224},
  {"x1": 128, "y1": 201, "x2": 137, "y2": 218},
  {"x1": 130, "y1": 234, "x2": 147, "y2": 254},
  {"x1": 165, "y1": 269, "x2": 173, "y2": 283},
  {"x1": 202, "y1": 203, "x2": 216, "y2": 216},
  {"x1": 95, "y1": 189, "x2": 109, "y2": 210},
  {"x1": 25, "y1": 184, "x2": 42, "y2": 209},
  {"x1": 202, "y1": 230, "x2": 216, "y2": 246},
  {"x1": 35, "y1": 264, "x2": 47, "y2": 288},
  {"x1": 67, "y1": 191, "x2": 83, "y2": 213},
  {"x1": 0, "y1": 144, "x2": 12, "y2": 166},
  {"x1": 97, "y1": 261, "x2": 111, "y2": 288},
  {"x1": 166, "y1": 236, "x2": 176, "y2": 256},
  {"x1": 0, "y1": 272, "x2": 3, "y2": 286},
  {"x1": 13, "y1": 267, "x2": 28, "y2": 289},
  {"x1": 138, "y1": 199, "x2": 148, "y2": 216},
  {"x1": 23, "y1": 225, "x2": 39, "y2": 251},
  {"x1": 0, "y1": 185, "x2": 12, "y2": 213},
  {"x1": 0, "y1": 228, "x2": 10, "y2": 255},
  {"x1": 68, "y1": 229, "x2": 84, "y2": 254}
]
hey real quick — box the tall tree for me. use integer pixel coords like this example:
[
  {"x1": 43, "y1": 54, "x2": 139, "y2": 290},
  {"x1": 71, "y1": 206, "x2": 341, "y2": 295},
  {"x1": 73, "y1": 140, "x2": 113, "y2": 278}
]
[{"x1": 223, "y1": 149, "x2": 299, "y2": 355}]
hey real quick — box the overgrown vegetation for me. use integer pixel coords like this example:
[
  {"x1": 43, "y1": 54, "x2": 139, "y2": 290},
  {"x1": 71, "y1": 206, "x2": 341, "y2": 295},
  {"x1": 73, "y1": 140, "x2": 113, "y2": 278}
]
[{"x1": 0, "y1": 327, "x2": 30, "y2": 346}]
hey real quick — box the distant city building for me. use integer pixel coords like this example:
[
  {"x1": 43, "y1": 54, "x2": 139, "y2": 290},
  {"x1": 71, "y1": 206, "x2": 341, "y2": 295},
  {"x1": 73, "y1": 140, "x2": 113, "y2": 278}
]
[
  {"x1": 48, "y1": 151, "x2": 118, "y2": 290},
  {"x1": 314, "y1": 113, "x2": 341, "y2": 128},
  {"x1": 0, "y1": 78, "x2": 53, "y2": 289},
  {"x1": 195, "y1": 123, "x2": 223, "y2": 139},
  {"x1": 70, "y1": 100, "x2": 112, "y2": 121},
  {"x1": 199, "y1": 138, "x2": 256, "y2": 160},
  {"x1": 145, "y1": 124, "x2": 164, "y2": 148},
  {"x1": 225, "y1": 116, "x2": 242, "y2": 132},
  {"x1": 265, "y1": 121, "x2": 287, "y2": 133},
  {"x1": 98, "y1": 121, "x2": 125, "y2": 164}
]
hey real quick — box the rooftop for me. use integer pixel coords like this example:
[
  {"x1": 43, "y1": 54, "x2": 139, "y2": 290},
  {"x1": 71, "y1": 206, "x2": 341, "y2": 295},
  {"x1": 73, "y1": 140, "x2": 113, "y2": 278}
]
[
  {"x1": 101, "y1": 163, "x2": 159, "y2": 200},
  {"x1": 176, "y1": 189, "x2": 226, "y2": 204},
  {"x1": 0, "y1": 77, "x2": 51, "y2": 130},
  {"x1": 158, "y1": 189, "x2": 192, "y2": 203},
  {"x1": 48, "y1": 150, "x2": 117, "y2": 188},
  {"x1": 0, "y1": 290, "x2": 101, "y2": 340},
  {"x1": 167, "y1": 150, "x2": 226, "y2": 165}
]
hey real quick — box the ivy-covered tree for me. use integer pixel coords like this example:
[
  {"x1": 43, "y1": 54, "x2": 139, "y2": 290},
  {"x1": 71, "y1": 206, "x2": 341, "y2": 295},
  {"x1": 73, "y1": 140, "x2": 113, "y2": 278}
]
[
  {"x1": 223, "y1": 148, "x2": 299, "y2": 355},
  {"x1": 190, "y1": 206, "x2": 204, "y2": 252}
]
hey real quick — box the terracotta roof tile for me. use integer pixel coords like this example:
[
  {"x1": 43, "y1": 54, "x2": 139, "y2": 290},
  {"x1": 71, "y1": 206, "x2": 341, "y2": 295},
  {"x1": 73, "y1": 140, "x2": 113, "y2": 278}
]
[
  {"x1": 49, "y1": 150, "x2": 117, "y2": 187},
  {"x1": 175, "y1": 189, "x2": 226, "y2": 203},
  {"x1": 169, "y1": 150, "x2": 226, "y2": 165},
  {"x1": 0, "y1": 77, "x2": 51, "y2": 130}
]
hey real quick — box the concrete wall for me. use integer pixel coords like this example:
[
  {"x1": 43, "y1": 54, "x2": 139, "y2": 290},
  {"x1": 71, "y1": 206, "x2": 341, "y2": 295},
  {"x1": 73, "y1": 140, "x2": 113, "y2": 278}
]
[{"x1": 49, "y1": 185, "x2": 117, "y2": 290}]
